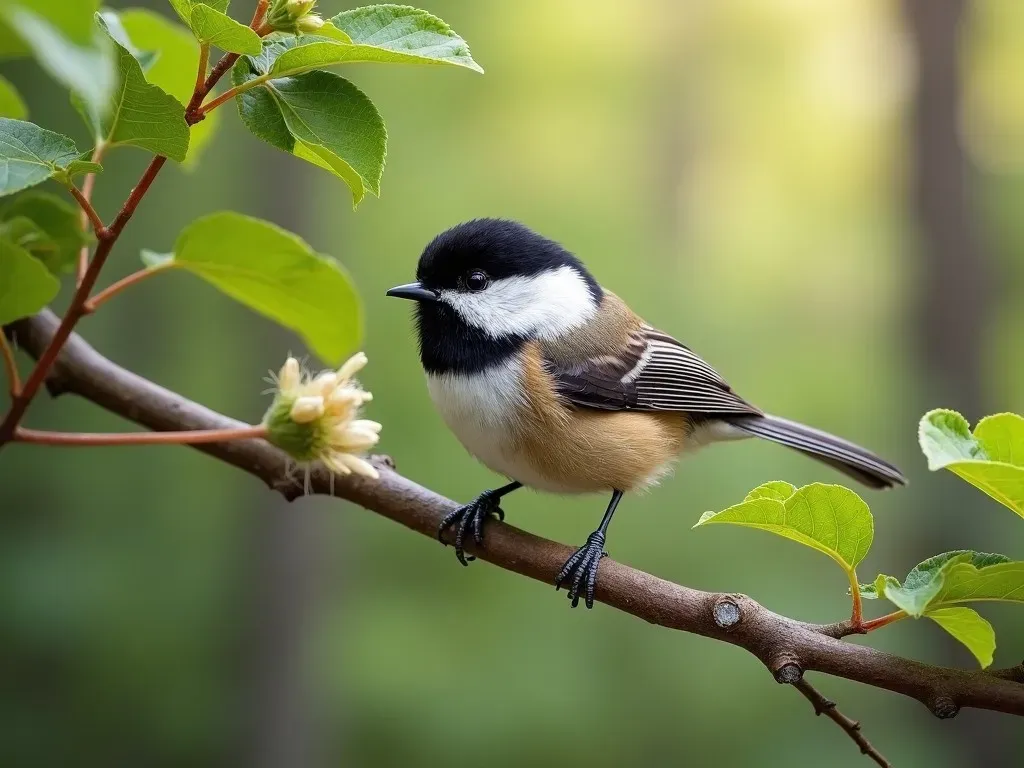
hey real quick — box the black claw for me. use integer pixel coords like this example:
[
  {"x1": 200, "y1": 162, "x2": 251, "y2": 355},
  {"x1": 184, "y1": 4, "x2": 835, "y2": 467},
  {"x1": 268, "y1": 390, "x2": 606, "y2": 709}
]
[
  {"x1": 554, "y1": 531, "x2": 607, "y2": 609},
  {"x1": 437, "y1": 490, "x2": 505, "y2": 566}
]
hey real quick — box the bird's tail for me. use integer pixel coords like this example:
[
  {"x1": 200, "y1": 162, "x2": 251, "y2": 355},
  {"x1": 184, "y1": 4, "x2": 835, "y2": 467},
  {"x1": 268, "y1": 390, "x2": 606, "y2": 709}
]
[{"x1": 725, "y1": 414, "x2": 906, "y2": 490}]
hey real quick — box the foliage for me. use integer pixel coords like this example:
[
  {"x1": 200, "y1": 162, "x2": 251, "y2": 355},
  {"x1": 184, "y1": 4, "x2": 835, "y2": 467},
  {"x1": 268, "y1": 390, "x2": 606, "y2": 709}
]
[
  {"x1": 699, "y1": 411, "x2": 1024, "y2": 668},
  {"x1": 0, "y1": 0, "x2": 480, "y2": 355}
]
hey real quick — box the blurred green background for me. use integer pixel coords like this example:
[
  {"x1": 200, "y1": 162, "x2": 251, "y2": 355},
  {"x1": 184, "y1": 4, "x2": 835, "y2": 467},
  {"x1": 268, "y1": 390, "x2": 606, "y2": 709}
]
[{"x1": 3, "y1": 0, "x2": 1024, "y2": 765}]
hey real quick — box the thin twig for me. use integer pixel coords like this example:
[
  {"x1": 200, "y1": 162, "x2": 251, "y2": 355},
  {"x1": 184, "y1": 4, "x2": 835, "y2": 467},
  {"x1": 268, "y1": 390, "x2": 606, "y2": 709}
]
[
  {"x1": 14, "y1": 424, "x2": 267, "y2": 446},
  {"x1": 793, "y1": 679, "x2": 892, "y2": 767},
  {"x1": 195, "y1": 43, "x2": 210, "y2": 96},
  {"x1": 67, "y1": 183, "x2": 107, "y2": 238},
  {"x1": 0, "y1": 32, "x2": 257, "y2": 449},
  {"x1": 7, "y1": 309, "x2": 1024, "y2": 721},
  {"x1": 0, "y1": 332, "x2": 19, "y2": 397},
  {"x1": 862, "y1": 610, "x2": 908, "y2": 633},
  {"x1": 76, "y1": 143, "x2": 106, "y2": 285},
  {"x1": 84, "y1": 266, "x2": 170, "y2": 313}
]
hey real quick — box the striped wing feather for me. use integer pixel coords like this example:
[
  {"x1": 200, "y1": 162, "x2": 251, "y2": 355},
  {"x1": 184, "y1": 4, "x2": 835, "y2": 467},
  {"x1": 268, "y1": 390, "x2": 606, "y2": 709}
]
[{"x1": 550, "y1": 326, "x2": 761, "y2": 416}]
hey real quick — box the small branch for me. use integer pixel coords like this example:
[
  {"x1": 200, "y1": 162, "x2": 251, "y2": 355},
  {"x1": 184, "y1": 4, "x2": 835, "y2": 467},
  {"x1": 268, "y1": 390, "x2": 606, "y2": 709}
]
[
  {"x1": 862, "y1": 611, "x2": 908, "y2": 633},
  {"x1": 7, "y1": 309, "x2": 1024, "y2": 721},
  {"x1": 84, "y1": 266, "x2": 168, "y2": 313},
  {"x1": 847, "y1": 569, "x2": 864, "y2": 628},
  {"x1": 197, "y1": 84, "x2": 245, "y2": 117},
  {"x1": 195, "y1": 43, "x2": 210, "y2": 96},
  {"x1": 252, "y1": 0, "x2": 270, "y2": 28},
  {"x1": 793, "y1": 679, "x2": 891, "y2": 767},
  {"x1": 0, "y1": 332, "x2": 20, "y2": 397},
  {"x1": 67, "y1": 183, "x2": 107, "y2": 237},
  {"x1": 0, "y1": 44, "x2": 247, "y2": 449},
  {"x1": 14, "y1": 424, "x2": 267, "y2": 446},
  {"x1": 76, "y1": 143, "x2": 106, "y2": 285}
]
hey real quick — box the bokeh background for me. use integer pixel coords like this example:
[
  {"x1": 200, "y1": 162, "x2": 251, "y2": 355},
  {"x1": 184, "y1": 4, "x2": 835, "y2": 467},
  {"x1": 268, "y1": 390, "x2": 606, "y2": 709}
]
[{"x1": 3, "y1": 0, "x2": 1024, "y2": 765}]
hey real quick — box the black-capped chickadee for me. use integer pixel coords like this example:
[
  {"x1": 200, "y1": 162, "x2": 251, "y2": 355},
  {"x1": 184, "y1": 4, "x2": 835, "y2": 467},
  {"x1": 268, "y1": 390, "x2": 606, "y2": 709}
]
[{"x1": 388, "y1": 219, "x2": 905, "y2": 609}]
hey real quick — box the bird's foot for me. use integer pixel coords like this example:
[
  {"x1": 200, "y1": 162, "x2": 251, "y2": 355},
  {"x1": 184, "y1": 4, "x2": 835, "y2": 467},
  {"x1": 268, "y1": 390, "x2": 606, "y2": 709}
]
[
  {"x1": 437, "y1": 489, "x2": 506, "y2": 566},
  {"x1": 554, "y1": 530, "x2": 607, "y2": 609}
]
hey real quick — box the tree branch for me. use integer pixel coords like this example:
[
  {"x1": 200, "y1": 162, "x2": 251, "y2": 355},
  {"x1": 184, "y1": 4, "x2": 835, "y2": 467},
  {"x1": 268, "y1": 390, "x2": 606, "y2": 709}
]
[
  {"x1": 794, "y1": 679, "x2": 891, "y2": 767},
  {"x1": 6, "y1": 310, "x2": 1024, "y2": 727}
]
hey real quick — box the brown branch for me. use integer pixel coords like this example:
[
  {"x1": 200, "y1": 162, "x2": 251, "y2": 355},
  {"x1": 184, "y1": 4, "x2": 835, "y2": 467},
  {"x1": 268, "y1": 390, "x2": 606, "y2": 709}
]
[
  {"x1": 76, "y1": 143, "x2": 106, "y2": 285},
  {"x1": 0, "y1": 332, "x2": 19, "y2": 397},
  {"x1": 67, "y1": 183, "x2": 107, "y2": 237},
  {"x1": 794, "y1": 679, "x2": 891, "y2": 767},
  {"x1": 7, "y1": 310, "x2": 1024, "y2": 728}
]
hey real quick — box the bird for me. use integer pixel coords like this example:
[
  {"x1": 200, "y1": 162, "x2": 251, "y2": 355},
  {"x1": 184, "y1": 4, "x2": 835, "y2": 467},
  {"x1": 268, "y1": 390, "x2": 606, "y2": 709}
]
[{"x1": 387, "y1": 218, "x2": 906, "y2": 609}]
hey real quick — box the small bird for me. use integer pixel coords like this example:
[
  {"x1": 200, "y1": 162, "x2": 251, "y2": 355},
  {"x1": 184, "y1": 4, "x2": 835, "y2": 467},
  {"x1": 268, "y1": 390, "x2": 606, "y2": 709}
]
[{"x1": 387, "y1": 219, "x2": 905, "y2": 609}]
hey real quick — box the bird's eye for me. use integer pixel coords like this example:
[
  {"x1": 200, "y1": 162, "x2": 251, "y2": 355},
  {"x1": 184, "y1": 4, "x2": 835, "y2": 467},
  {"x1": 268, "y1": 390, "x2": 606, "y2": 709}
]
[{"x1": 466, "y1": 270, "x2": 489, "y2": 292}]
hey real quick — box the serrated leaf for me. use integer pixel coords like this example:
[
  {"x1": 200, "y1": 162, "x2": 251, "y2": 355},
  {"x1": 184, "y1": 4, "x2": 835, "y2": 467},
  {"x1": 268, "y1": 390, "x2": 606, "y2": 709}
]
[
  {"x1": 0, "y1": 2, "x2": 116, "y2": 118},
  {"x1": 743, "y1": 480, "x2": 796, "y2": 503},
  {"x1": 259, "y1": 5, "x2": 482, "y2": 79},
  {"x1": 75, "y1": 14, "x2": 189, "y2": 161},
  {"x1": 188, "y1": 4, "x2": 260, "y2": 54},
  {"x1": 167, "y1": 0, "x2": 230, "y2": 26},
  {"x1": 695, "y1": 483, "x2": 873, "y2": 573},
  {"x1": 926, "y1": 607, "x2": 996, "y2": 668},
  {"x1": 862, "y1": 550, "x2": 1023, "y2": 617},
  {"x1": 155, "y1": 212, "x2": 361, "y2": 362},
  {"x1": 0, "y1": 190, "x2": 90, "y2": 273},
  {"x1": 119, "y1": 9, "x2": 218, "y2": 163},
  {"x1": 0, "y1": 118, "x2": 85, "y2": 196},
  {"x1": 920, "y1": 409, "x2": 1024, "y2": 519},
  {"x1": 167, "y1": 0, "x2": 259, "y2": 54},
  {"x1": 0, "y1": 235, "x2": 58, "y2": 324},
  {"x1": 0, "y1": 75, "x2": 26, "y2": 119},
  {"x1": 234, "y1": 41, "x2": 385, "y2": 206}
]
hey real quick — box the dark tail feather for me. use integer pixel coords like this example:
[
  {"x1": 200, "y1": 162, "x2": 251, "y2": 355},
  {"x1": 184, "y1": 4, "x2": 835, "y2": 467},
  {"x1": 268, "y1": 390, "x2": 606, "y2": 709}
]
[{"x1": 726, "y1": 414, "x2": 906, "y2": 490}]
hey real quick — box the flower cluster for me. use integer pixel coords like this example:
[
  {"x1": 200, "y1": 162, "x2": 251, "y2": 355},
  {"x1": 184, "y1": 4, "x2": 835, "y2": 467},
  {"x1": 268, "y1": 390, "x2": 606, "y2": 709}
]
[
  {"x1": 263, "y1": 353, "x2": 381, "y2": 479},
  {"x1": 266, "y1": 0, "x2": 325, "y2": 34}
]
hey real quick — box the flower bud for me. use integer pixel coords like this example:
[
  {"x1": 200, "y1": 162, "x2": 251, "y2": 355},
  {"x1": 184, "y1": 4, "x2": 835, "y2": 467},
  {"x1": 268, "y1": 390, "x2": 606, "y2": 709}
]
[
  {"x1": 278, "y1": 357, "x2": 300, "y2": 392},
  {"x1": 296, "y1": 14, "x2": 324, "y2": 33},
  {"x1": 286, "y1": 0, "x2": 316, "y2": 18}
]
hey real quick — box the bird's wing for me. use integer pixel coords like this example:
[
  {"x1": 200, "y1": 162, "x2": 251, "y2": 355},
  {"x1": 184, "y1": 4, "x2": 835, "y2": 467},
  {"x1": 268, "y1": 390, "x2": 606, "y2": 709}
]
[{"x1": 547, "y1": 326, "x2": 762, "y2": 416}]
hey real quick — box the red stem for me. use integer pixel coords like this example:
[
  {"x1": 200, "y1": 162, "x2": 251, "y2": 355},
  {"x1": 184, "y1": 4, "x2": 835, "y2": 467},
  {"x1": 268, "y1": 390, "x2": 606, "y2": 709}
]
[
  {"x1": 1, "y1": 333, "x2": 20, "y2": 397},
  {"x1": 861, "y1": 611, "x2": 908, "y2": 633},
  {"x1": 75, "y1": 144, "x2": 106, "y2": 285},
  {"x1": 0, "y1": 3, "x2": 272, "y2": 450},
  {"x1": 68, "y1": 184, "x2": 107, "y2": 237},
  {"x1": 84, "y1": 267, "x2": 166, "y2": 314},
  {"x1": 15, "y1": 425, "x2": 267, "y2": 446}
]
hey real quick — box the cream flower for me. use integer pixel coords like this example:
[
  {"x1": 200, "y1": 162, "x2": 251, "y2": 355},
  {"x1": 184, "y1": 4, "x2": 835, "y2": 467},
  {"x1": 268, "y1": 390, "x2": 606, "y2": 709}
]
[{"x1": 263, "y1": 353, "x2": 380, "y2": 480}]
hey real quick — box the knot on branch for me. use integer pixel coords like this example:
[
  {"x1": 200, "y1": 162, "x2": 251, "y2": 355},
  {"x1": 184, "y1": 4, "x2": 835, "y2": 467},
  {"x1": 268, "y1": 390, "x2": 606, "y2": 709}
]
[
  {"x1": 929, "y1": 695, "x2": 959, "y2": 720},
  {"x1": 770, "y1": 651, "x2": 804, "y2": 684},
  {"x1": 712, "y1": 595, "x2": 743, "y2": 630}
]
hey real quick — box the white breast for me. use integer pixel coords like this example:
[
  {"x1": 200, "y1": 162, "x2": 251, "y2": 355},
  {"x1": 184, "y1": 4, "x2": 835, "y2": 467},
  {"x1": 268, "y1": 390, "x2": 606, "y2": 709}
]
[{"x1": 426, "y1": 357, "x2": 542, "y2": 485}]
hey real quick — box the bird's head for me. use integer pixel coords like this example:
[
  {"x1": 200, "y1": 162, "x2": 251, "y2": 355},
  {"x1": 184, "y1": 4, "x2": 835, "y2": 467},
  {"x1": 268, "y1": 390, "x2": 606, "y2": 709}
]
[{"x1": 387, "y1": 219, "x2": 601, "y2": 372}]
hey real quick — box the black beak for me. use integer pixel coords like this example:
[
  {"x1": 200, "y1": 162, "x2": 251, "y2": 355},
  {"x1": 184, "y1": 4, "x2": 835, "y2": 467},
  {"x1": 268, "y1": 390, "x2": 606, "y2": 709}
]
[{"x1": 386, "y1": 281, "x2": 438, "y2": 302}]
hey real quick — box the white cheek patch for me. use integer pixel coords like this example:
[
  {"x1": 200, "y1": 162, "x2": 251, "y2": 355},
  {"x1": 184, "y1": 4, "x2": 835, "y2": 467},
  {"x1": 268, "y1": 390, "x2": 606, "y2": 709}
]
[{"x1": 441, "y1": 266, "x2": 598, "y2": 339}]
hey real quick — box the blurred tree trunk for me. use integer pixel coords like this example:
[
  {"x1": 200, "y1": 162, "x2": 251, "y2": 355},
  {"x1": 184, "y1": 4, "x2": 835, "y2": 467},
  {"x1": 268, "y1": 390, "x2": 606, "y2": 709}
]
[
  {"x1": 239, "y1": 155, "x2": 329, "y2": 768},
  {"x1": 905, "y1": 0, "x2": 990, "y2": 419},
  {"x1": 903, "y1": 0, "x2": 1011, "y2": 760}
]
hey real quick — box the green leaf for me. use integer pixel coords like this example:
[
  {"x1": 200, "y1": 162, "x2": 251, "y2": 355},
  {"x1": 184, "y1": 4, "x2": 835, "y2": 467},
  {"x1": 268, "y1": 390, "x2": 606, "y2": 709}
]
[
  {"x1": 0, "y1": 190, "x2": 90, "y2": 273},
  {"x1": 695, "y1": 483, "x2": 873, "y2": 573},
  {"x1": 0, "y1": 75, "x2": 26, "y2": 119},
  {"x1": 76, "y1": 14, "x2": 189, "y2": 162},
  {"x1": 167, "y1": 0, "x2": 230, "y2": 26},
  {"x1": 926, "y1": 607, "x2": 996, "y2": 668},
  {"x1": 168, "y1": 0, "x2": 260, "y2": 54},
  {"x1": 0, "y1": 1, "x2": 116, "y2": 118},
  {"x1": 0, "y1": 118, "x2": 86, "y2": 196},
  {"x1": 861, "y1": 550, "x2": 1023, "y2": 617},
  {"x1": 233, "y1": 42, "x2": 386, "y2": 206},
  {"x1": 920, "y1": 409, "x2": 1024, "y2": 519},
  {"x1": 153, "y1": 212, "x2": 361, "y2": 363},
  {"x1": 258, "y1": 6, "x2": 482, "y2": 80},
  {"x1": 743, "y1": 480, "x2": 796, "y2": 503},
  {"x1": 0, "y1": 235, "x2": 59, "y2": 324},
  {"x1": 119, "y1": 9, "x2": 218, "y2": 163}
]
